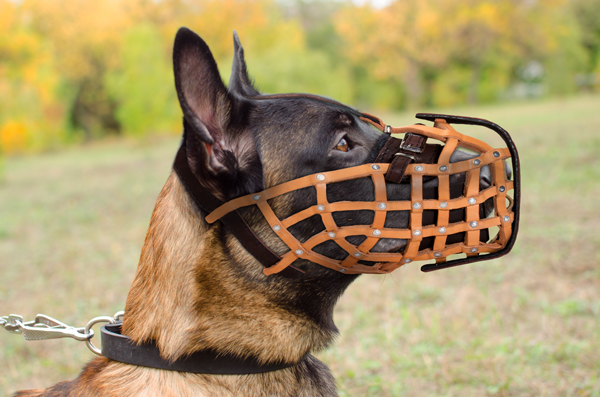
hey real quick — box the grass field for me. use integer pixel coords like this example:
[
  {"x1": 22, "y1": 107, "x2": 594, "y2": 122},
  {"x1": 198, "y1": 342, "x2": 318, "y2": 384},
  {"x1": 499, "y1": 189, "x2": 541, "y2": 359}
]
[{"x1": 1, "y1": 94, "x2": 600, "y2": 396}]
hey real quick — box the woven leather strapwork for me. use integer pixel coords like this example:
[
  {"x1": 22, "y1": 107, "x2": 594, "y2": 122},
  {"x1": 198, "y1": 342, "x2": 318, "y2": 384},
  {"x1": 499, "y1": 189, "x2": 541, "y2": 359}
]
[{"x1": 206, "y1": 115, "x2": 519, "y2": 275}]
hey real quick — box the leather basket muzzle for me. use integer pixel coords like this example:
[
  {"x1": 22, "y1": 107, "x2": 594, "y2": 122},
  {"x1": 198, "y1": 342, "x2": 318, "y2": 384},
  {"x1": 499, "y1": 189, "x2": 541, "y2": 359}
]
[{"x1": 205, "y1": 113, "x2": 520, "y2": 275}]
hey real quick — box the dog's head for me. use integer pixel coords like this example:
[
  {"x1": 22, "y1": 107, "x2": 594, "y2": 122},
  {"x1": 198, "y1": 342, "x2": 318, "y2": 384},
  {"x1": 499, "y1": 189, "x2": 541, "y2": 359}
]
[
  {"x1": 173, "y1": 27, "x2": 518, "y2": 281},
  {"x1": 122, "y1": 27, "x2": 518, "y2": 364},
  {"x1": 174, "y1": 29, "x2": 387, "y2": 201}
]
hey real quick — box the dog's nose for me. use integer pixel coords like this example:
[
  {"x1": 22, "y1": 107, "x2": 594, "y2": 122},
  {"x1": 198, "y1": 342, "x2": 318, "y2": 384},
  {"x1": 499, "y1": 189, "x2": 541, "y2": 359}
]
[
  {"x1": 479, "y1": 161, "x2": 512, "y2": 191},
  {"x1": 448, "y1": 149, "x2": 511, "y2": 191},
  {"x1": 480, "y1": 165, "x2": 491, "y2": 190}
]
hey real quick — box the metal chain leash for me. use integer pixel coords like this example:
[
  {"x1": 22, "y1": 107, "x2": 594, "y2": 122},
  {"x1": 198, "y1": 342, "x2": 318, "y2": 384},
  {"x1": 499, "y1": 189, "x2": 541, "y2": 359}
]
[{"x1": 1, "y1": 311, "x2": 124, "y2": 356}]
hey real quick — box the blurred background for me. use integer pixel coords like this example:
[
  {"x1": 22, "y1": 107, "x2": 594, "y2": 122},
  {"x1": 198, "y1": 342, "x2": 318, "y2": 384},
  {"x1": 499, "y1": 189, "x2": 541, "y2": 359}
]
[
  {"x1": 1, "y1": 0, "x2": 599, "y2": 395},
  {"x1": 1, "y1": 0, "x2": 599, "y2": 155}
]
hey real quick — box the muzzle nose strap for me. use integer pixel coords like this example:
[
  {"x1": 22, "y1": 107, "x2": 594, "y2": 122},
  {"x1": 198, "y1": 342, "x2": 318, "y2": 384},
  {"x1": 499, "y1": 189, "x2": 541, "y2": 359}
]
[
  {"x1": 375, "y1": 133, "x2": 440, "y2": 184},
  {"x1": 386, "y1": 133, "x2": 427, "y2": 183}
]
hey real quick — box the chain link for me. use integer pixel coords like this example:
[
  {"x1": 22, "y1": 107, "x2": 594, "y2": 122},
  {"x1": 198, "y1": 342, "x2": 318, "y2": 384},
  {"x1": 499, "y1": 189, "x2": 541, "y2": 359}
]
[{"x1": 1, "y1": 311, "x2": 124, "y2": 355}]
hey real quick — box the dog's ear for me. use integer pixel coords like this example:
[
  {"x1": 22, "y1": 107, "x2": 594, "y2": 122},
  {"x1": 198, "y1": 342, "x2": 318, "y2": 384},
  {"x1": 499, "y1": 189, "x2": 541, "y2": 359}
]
[
  {"x1": 229, "y1": 31, "x2": 260, "y2": 97},
  {"x1": 174, "y1": 27, "x2": 228, "y2": 150},
  {"x1": 173, "y1": 28, "x2": 263, "y2": 199}
]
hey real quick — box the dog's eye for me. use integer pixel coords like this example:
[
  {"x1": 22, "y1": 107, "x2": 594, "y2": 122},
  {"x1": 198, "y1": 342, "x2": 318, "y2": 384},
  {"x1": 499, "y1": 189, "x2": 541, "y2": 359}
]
[{"x1": 335, "y1": 137, "x2": 349, "y2": 152}]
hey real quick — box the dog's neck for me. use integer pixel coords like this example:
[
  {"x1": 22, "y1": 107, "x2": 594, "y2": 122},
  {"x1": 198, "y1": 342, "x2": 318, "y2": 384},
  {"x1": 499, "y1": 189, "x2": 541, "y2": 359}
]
[{"x1": 122, "y1": 172, "x2": 340, "y2": 365}]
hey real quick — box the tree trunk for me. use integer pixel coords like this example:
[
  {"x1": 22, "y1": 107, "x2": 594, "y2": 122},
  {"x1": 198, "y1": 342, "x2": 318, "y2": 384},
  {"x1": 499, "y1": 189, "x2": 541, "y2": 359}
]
[
  {"x1": 403, "y1": 59, "x2": 424, "y2": 108},
  {"x1": 468, "y1": 61, "x2": 482, "y2": 105}
]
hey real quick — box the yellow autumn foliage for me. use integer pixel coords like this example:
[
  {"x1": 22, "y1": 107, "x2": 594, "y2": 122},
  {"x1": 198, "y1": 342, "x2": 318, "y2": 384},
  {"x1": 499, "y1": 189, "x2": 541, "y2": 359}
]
[
  {"x1": 0, "y1": 0, "x2": 596, "y2": 154},
  {"x1": 0, "y1": 121, "x2": 28, "y2": 155}
]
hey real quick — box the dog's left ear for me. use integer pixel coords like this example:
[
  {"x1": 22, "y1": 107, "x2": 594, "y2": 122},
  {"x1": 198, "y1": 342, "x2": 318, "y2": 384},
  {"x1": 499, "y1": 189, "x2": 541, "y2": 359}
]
[
  {"x1": 173, "y1": 28, "x2": 262, "y2": 198},
  {"x1": 229, "y1": 31, "x2": 260, "y2": 97}
]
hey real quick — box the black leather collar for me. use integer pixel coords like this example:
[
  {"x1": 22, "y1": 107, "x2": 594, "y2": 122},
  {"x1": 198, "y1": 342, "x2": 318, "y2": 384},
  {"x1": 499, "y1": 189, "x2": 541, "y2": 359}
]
[{"x1": 101, "y1": 323, "x2": 307, "y2": 374}]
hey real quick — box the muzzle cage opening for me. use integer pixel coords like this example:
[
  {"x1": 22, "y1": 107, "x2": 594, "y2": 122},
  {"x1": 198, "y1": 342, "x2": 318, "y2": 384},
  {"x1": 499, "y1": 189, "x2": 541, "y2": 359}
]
[{"x1": 205, "y1": 113, "x2": 520, "y2": 276}]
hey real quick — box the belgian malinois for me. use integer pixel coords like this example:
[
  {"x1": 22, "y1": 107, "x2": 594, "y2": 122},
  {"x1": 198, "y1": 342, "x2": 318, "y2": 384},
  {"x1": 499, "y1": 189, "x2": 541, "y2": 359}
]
[{"x1": 15, "y1": 27, "x2": 501, "y2": 396}]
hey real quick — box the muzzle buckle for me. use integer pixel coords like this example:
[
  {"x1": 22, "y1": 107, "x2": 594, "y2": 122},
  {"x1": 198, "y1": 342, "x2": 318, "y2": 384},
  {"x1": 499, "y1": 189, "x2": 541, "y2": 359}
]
[{"x1": 394, "y1": 152, "x2": 416, "y2": 161}]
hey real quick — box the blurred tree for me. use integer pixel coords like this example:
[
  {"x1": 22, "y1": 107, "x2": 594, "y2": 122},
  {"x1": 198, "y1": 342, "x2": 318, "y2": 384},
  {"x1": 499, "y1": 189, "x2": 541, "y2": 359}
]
[
  {"x1": 275, "y1": 0, "x2": 360, "y2": 103},
  {"x1": 0, "y1": 0, "x2": 66, "y2": 154},
  {"x1": 105, "y1": 24, "x2": 179, "y2": 137},
  {"x1": 156, "y1": 0, "x2": 282, "y2": 65},
  {"x1": 278, "y1": 0, "x2": 345, "y2": 56},
  {"x1": 443, "y1": 0, "x2": 518, "y2": 104},
  {"x1": 247, "y1": 30, "x2": 355, "y2": 102},
  {"x1": 18, "y1": 0, "x2": 140, "y2": 140},
  {"x1": 162, "y1": 0, "x2": 355, "y2": 101},
  {"x1": 335, "y1": 0, "x2": 586, "y2": 107},
  {"x1": 0, "y1": 0, "x2": 595, "y2": 154},
  {"x1": 571, "y1": 0, "x2": 600, "y2": 89},
  {"x1": 336, "y1": 0, "x2": 449, "y2": 108},
  {"x1": 541, "y1": 6, "x2": 588, "y2": 96}
]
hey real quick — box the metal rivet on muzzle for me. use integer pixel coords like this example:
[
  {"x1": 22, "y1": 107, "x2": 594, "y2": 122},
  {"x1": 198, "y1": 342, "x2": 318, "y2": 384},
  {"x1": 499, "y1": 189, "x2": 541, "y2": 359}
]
[
  {"x1": 413, "y1": 230, "x2": 422, "y2": 236},
  {"x1": 295, "y1": 249, "x2": 304, "y2": 255},
  {"x1": 273, "y1": 225, "x2": 281, "y2": 232},
  {"x1": 503, "y1": 215, "x2": 511, "y2": 222},
  {"x1": 439, "y1": 202, "x2": 448, "y2": 208},
  {"x1": 499, "y1": 186, "x2": 506, "y2": 193},
  {"x1": 252, "y1": 194, "x2": 261, "y2": 201},
  {"x1": 413, "y1": 202, "x2": 421, "y2": 209},
  {"x1": 470, "y1": 248, "x2": 479, "y2": 253},
  {"x1": 378, "y1": 202, "x2": 387, "y2": 210},
  {"x1": 493, "y1": 151, "x2": 500, "y2": 157},
  {"x1": 434, "y1": 252, "x2": 443, "y2": 258},
  {"x1": 403, "y1": 258, "x2": 412, "y2": 263},
  {"x1": 470, "y1": 221, "x2": 479, "y2": 228},
  {"x1": 316, "y1": 174, "x2": 325, "y2": 181},
  {"x1": 328, "y1": 232, "x2": 336, "y2": 238},
  {"x1": 473, "y1": 159, "x2": 481, "y2": 166},
  {"x1": 317, "y1": 205, "x2": 325, "y2": 211},
  {"x1": 438, "y1": 227, "x2": 447, "y2": 233},
  {"x1": 339, "y1": 268, "x2": 347, "y2": 273},
  {"x1": 439, "y1": 165, "x2": 448, "y2": 172},
  {"x1": 468, "y1": 198, "x2": 477, "y2": 205},
  {"x1": 372, "y1": 229, "x2": 382, "y2": 236},
  {"x1": 414, "y1": 165, "x2": 424, "y2": 172},
  {"x1": 353, "y1": 252, "x2": 362, "y2": 257},
  {"x1": 372, "y1": 164, "x2": 380, "y2": 170}
]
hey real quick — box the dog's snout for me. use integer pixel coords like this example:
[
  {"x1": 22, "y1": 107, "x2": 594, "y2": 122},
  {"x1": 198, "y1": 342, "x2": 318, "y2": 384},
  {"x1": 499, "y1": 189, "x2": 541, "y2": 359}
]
[
  {"x1": 448, "y1": 149, "x2": 507, "y2": 190},
  {"x1": 480, "y1": 165, "x2": 491, "y2": 190},
  {"x1": 479, "y1": 159, "x2": 513, "y2": 190}
]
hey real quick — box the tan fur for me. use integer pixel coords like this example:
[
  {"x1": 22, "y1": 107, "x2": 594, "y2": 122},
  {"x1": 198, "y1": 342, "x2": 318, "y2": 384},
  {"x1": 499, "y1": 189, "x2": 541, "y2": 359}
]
[
  {"x1": 124, "y1": 173, "x2": 332, "y2": 364},
  {"x1": 15, "y1": 173, "x2": 338, "y2": 396},
  {"x1": 15, "y1": 28, "x2": 345, "y2": 396}
]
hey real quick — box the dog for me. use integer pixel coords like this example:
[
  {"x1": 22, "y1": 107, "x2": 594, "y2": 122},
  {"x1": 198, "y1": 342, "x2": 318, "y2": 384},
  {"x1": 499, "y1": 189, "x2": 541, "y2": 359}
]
[{"x1": 15, "y1": 27, "x2": 497, "y2": 396}]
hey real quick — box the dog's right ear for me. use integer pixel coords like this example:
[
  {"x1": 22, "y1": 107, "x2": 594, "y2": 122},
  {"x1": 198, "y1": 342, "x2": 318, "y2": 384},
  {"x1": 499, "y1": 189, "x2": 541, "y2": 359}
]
[{"x1": 229, "y1": 31, "x2": 260, "y2": 97}]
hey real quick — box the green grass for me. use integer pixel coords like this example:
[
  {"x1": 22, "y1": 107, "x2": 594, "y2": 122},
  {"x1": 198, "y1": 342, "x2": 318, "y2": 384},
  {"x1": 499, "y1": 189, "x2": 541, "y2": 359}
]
[{"x1": 2, "y1": 94, "x2": 600, "y2": 396}]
